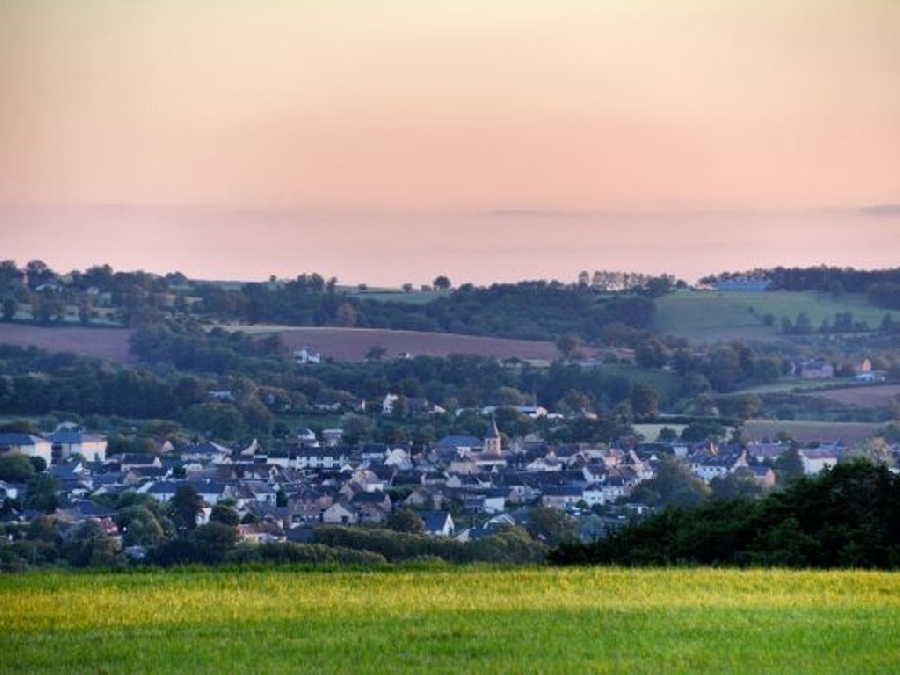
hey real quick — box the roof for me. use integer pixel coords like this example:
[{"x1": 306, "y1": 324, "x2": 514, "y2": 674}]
[
  {"x1": 421, "y1": 510, "x2": 452, "y2": 531},
  {"x1": 47, "y1": 432, "x2": 106, "y2": 444},
  {"x1": 435, "y1": 435, "x2": 482, "y2": 450},
  {"x1": 0, "y1": 433, "x2": 47, "y2": 446}
]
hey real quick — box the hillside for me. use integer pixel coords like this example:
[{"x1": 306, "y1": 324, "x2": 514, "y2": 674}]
[{"x1": 655, "y1": 290, "x2": 891, "y2": 343}]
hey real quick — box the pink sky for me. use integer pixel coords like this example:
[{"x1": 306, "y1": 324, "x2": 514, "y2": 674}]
[{"x1": 1, "y1": 1, "x2": 898, "y2": 287}]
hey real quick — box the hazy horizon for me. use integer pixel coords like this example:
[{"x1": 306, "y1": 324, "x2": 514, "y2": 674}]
[
  {"x1": 2, "y1": 2, "x2": 898, "y2": 286},
  {"x1": 3, "y1": 203, "x2": 897, "y2": 288}
]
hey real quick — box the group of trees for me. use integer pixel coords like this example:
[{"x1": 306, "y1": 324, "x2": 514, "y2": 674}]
[
  {"x1": 550, "y1": 461, "x2": 900, "y2": 569},
  {"x1": 702, "y1": 266, "x2": 900, "y2": 296}
]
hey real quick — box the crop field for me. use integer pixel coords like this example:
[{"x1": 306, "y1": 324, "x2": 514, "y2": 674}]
[
  {"x1": 235, "y1": 326, "x2": 560, "y2": 362},
  {"x1": 2, "y1": 568, "x2": 899, "y2": 674},
  {"x1": 655, "y1": 290, "x2": 890, "y2": 344},
  {"x1": 0, "y1": 324, "x2": 134, "y2": 363},
  {"x1": 807, "y1": 384, "x2": 900, "y2": 409}
]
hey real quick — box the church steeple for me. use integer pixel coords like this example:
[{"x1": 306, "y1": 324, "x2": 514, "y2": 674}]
[{"x1": 484, "y1": 415, "x2": 502, "y2": 455}]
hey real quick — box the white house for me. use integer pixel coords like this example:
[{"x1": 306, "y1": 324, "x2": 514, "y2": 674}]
[
  {"x1": 799, "y1": 448, "x2": 841, "y2": 475},
  {"x1": 0, "y1": 433, "x2": 53, "y2": 466},
  {"x1": 294, "y1": 347, "x2": 321, "y2": 364},
  {"x1": 47, "y1": 431, "x2": 108, "y2": 463}
]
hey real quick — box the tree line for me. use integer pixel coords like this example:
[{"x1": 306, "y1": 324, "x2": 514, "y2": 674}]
[{"x1": 549, "y1": 461, "x2": 900, "y2": 569}]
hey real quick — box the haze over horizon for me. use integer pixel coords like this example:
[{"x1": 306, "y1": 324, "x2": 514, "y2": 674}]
[{"x1": 2, "y1": 2, "x2": 898, "y2": 287}]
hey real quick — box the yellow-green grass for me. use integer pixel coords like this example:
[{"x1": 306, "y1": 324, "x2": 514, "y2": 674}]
[{"x1": 2, "y1": 568, "x2": 899, "y2": 674}]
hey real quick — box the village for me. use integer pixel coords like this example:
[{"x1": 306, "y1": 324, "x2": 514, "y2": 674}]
[{"x1": 0, "y1": 402, "x2": 864, "y2": 561}]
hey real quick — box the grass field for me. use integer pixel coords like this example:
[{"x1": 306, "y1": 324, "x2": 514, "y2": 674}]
[
  {"x1": 2, "y1": 568, "x2": 899, "y2": 674},
  {"x1": 655, "y1": 290, "x2": 891, "y2": 344}
]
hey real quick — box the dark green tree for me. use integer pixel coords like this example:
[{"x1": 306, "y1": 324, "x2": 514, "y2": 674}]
[{"x1": 170, "y1": 484, "x2": 203, "y2": 534}]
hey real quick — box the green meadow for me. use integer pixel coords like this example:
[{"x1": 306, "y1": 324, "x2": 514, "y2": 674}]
[
  {"x1": 2, "y1": 568, "x2": 899, "y2": 674},
  {"x1": 654, "y1": 290, "x2": 890, "y2": 343}
]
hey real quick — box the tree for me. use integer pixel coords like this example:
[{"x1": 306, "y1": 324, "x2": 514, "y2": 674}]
[
  {"x1": 25, "y1": 474, "x2": 60, "y2": 513},
  {"x1": 335, "y1": 302, "x2": 357, "y2": 327},
  {"x1": 170, "y1": 484, "x2": 203, "y2": 534},
  {"x1": 341, "y1": 412, "x2": 376, "y2": 445},
  {"x1": 633, "y1": 455, "x2": 711, "y2": 508},
  {"x1": 629, "y1": 382, "x2": 660, "y2": 419},
  {"x1": 209, "y1": 504, "x2": 240, "y2": 526},
  {"x1": 0, "y1": 453, "x2": 36, "y2": 481},
  {"x1": 526, "y1": 505, "x2": 577, "y2": 546},
  {"x1": 710, "y1": 467, "x2": 763, "y2": 500},
  {"x1": 365, "y1": 345, "x2": 386, "y2": 362},
  {"x1": 386, "y1": 508, "x2": 424, "y2": 534},
  {"x1": 555, "y1": 334, "x2": 580, "y2": 361},
  {"x1": 774, "y1": 446, "x2": 805, "y2": 483},
  {"x1": 635, "y1": 339, "x2": 667, "y2": 369},
  {"x1": 116, "y1": 505, "x2": 167, "y2": 546},
  {"x1": 190, "y1": 521, "x2": 240, "y2": 561},
  {"x1": 433, "y1": 275, "x2": 452, "y2": 291}
]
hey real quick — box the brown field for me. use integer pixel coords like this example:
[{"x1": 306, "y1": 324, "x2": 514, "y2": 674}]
[
  {"x1": 0, "y1": 324, "x2": 134, "y2": 362},
  {"x1": 0, "y1": 323, "x2": 559, "y2": 364},
  {"x1": 806, "y1": 385, "x2": 900, "y2": 409},
  {"x1": 263, "y1": 327, "x2": 560, "y2": 362}
]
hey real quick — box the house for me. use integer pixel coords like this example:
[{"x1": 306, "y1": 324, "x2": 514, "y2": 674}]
[
  {"x1": 745, "y1": 464, "x2": 777, "y2": 489},
  {"x1": 800, "y1": 360, "x2": 834, "y2": 379},
  {"x1": 382, "y1": 393, "x2": 400, "y2": 415},
  {"x1": 294, "y1": 346, "x2": 321, "y2": 364},
  {"x1": 294, "y1": 447, "x2": 348, "y2": 470},
  {"x1": 321, "y1": 429, "x2": 344, "y2": 447},
  {"x1": 322, "y1": 502, "x2": 357, "y2": 525},
  {"x1": 182, "y1": 441, "x2": 235, "y2": 463},
  {"x1": 47, "y1": 431, "x2": 107, "y2": 463},
  {"x1": 113, "y1": 454, "x2": 162, "y2": 472},
  {"x1": 541, "y1": 486, "x2": 583, "y2": 510},
  {"x1": 421, "y1": 511, "x2": 455, "y2": 537},
  {"x1": 242, "y1": 480, "x2": 278, "y2": 506},
  {"x1": 0, "y1": 434, "x2": 53, "y2": 466},
  {"x1": 238, "y1": 522, "x2": 285, "y2": 544},
  {"x1": 799, "y1": 447, "x2": 842, "y2": 475}
]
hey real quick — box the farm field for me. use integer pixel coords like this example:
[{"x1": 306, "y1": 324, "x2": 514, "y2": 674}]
[
  {"x1": 744, "y1": 419, "x2": 883, "y2": 445},
  {"x1": 0, "y1": 323, "x2": 560, "y2": 364},
  {"x1": 2, "y1": 568, "x2": 899, "y2": 674},
  {"x1": 234, "y1": 326, "x2": 560, "y2": 362},
  {"x1": 806, "y1": 384, "x2": 900, "y2": 409},
  {"x1": 655, "y1": 290, "x2": 889, "y2": 344},
  {"x1": 0, "y1": 324, "x2": 134, "y2": 362}
]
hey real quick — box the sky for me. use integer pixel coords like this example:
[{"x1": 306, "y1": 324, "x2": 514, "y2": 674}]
[{"x1": 1, "y1": 1, "x2": 898, "y2": 287}]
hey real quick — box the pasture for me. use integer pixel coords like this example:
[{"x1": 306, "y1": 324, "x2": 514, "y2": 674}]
[
  {"x1": 655, "y1": 290, "x2": 890, "y2": 343},
  {"x1": 2, "y1": 568, "x2": 899, "y2": 674}
]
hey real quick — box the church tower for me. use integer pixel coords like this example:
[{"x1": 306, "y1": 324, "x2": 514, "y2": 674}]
[{"x1": 483, "y1": 415, "x2": 502, "y2": 455}]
